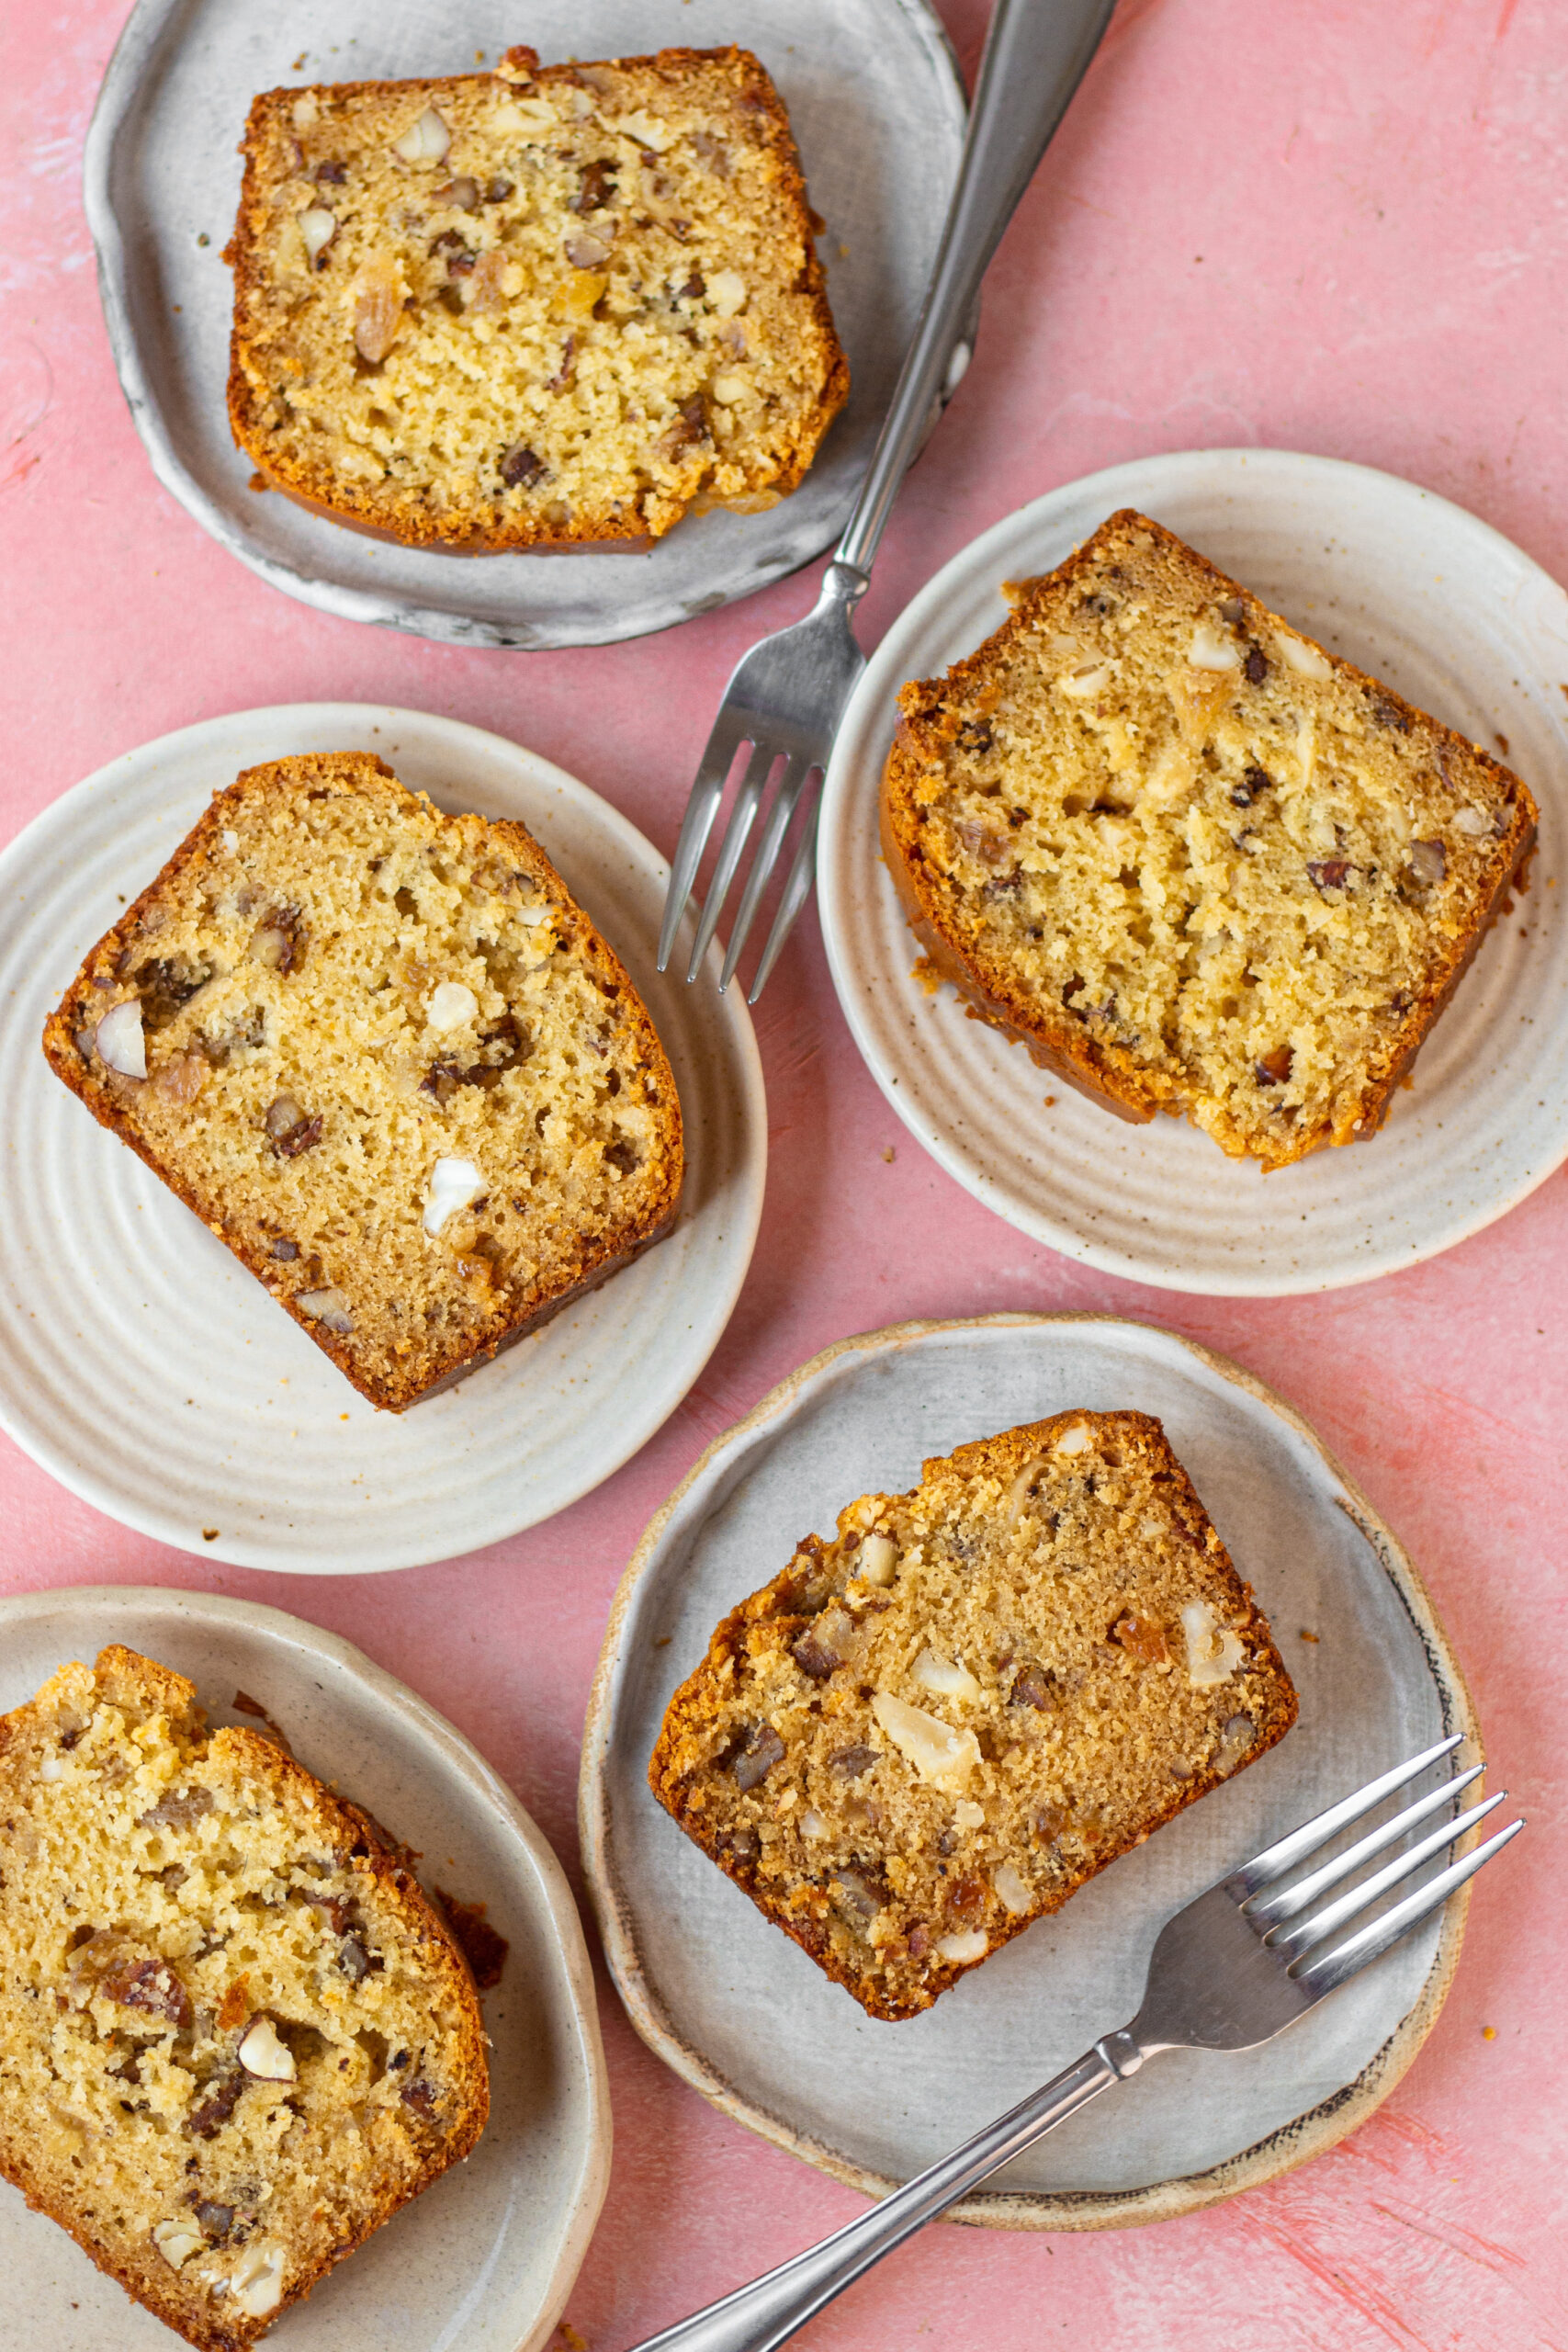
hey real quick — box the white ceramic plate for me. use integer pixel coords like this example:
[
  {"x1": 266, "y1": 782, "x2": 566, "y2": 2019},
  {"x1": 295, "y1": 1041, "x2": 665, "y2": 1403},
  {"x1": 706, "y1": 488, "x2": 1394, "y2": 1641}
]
[
  {"x1": 84, "y1": 0, "x2": 965, "y2": 650},
  {"x1": 0, "y1": 705, "x2": 765, "y2": 1573},
  {"x1": 818, "y1": 449, "x2": 1568, "y2": 1295},
  {"x1": 0, "y1": 1584, "x2": 609, "y2": 2352},
  {"x1": 581, "y1": 1314, "x2": 1480, "y2": 2230}
]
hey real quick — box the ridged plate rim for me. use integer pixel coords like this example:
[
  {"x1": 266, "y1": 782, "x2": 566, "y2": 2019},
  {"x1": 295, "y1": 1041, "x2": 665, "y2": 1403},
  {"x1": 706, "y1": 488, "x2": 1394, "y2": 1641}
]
[
  {"x1": 0, "y1": 1581, "x2": 610, "y2": 2352},
  {"x1": 817, "y1": 447, "x2": 1568, "y2": 1295},
  {"x1": 0, "y1": 703, "x2": 765, "y2": 1573}
]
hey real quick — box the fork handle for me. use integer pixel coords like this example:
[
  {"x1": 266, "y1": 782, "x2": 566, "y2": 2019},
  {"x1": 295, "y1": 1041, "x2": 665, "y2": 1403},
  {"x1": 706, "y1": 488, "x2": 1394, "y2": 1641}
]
[
  {"x1": 833, "y1": 0, "x2": 1117, "y2": 582},
  {"x1": 622, "y1": 2029, "x2": 1145, "y2": 2352}
]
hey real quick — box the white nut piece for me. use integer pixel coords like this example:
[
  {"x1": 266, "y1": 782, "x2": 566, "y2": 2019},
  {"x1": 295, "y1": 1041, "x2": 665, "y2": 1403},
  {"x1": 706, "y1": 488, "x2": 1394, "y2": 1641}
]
[
  {"x1": 1187, "y1": 621, "x2": 1243, "y2": 672},
  {"x1": 230, "y1": 2242, "x2": 287, "y2": 2319},
  {"x1": 220, "y1": 828, "x2": 240, "y2": 854},
  {"x1": 1181, "y1": 1599, "x2": 1247, "y2": 1688},
  {"x1": 152, "y1": 2218, "x2": 206, "y2": 2271},
  {"x1": 1273, "y1": 629, "x2": 1333, "y2": 682},
  {"x1": 298, "y1": 206, "x2": 336, "y2": 265},
  {"x1": 993, "y1": 1861, "x2": 1033, "y2": 1915},
  {"x1": 609, "y1": 107, "x2": 673, "y2": 150},
  {"x1": 295, "y1": 1286, "x2": 354, "y2": 1334},
  {"x1": 237, "y1": 2016, "x2": 296, "y2": 2082},
  {"x1": 423, "y1": 1155, "x2": 486, "y2": 1238},
  {"x1": 392, "y1": 106, "x2": 451, "y2": 164},
  {"x1": 499, "y1": 96, "x2": 558, "y2": 134},
  {"x1": 94, "y1": 999, "x2": 147, "y2": 1079},
  {"x1": 1453, "y1": 805, "x2": 1491, "y2": 837},
  {"x1": 706, "y1": 267, "x2": 747, "y2": 317},
  {"x1": 1055, "y1": 1420, "x2": 1093, "y2": 1456},
  {"x1": 952, "y1": 1798, "x2": 986, "y2": 1832},
  {"x1": 934, "y1": 1928, "x2": 988, "y2": 1964},
  {"x1": 291, "y1": 95, "x2": 320, "y2": 134},
  {"x1": 870, "y1": 1691, "x2": 981, "y2": 1793},
  {"x1": 799, "y1": 1807, "x2": 829, "y2": 1840},
  {"x1": 857, "y1": 1532, "x2": 897, "y2": 1586},
  {"x1": 1058, "y1": 660, "x2": 1112, "y2": 699},
  {"x1": 425, "y1": 978, "x2": 479, "y2": 1033},
  {"x1": 709, "y1": 372, "x2": 749, "y2": 406},
  {"x1": 912, "y1": 1648, "x2": 983, "y2": 1706}
]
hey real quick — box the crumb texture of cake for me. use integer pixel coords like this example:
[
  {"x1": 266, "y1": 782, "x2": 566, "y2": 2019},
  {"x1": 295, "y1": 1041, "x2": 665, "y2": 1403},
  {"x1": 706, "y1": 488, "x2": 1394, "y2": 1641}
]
[
  {"x1": 0, "y1": 1646, "x2": 488, "y2": 2350},
  {"x1": 41, "y1": 751, "x2": 682, "y2": 1409},
  {"x1": 649, "y1": 1411, "x2": 1297, "y2": 2020},
  {"x1": 882, "y1": 510, "x2": 1538, "y2": 1169},
  {"x1": 225, "y1": 44, "x2": 849, "y2": 549}
]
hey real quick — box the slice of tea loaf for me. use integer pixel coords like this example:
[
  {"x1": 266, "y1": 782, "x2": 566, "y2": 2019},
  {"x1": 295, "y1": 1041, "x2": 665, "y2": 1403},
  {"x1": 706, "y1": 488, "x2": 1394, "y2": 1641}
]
[
  {"x1": 225, "y1": 44, "x2": 849, "y2": 549},
  {"x1": 0, "y1": 1646, "x2": 488, "y2": 2348},
  {"x1": 42, "y1": 751, "x2": 682, "y2": 1409},
  {"x1": 649, "y1": 1411, "x2": 1297, "y2": 2019},
  {"x1": 882, "y1": 510, "x2": 1537, "y2": 1170}
]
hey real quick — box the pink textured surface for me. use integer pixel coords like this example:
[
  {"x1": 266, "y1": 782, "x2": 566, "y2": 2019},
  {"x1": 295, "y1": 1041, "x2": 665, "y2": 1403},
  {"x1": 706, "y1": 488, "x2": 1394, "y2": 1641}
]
[{"x1": 2, "y1": 1, "x2": 1565, "y2": 2346}]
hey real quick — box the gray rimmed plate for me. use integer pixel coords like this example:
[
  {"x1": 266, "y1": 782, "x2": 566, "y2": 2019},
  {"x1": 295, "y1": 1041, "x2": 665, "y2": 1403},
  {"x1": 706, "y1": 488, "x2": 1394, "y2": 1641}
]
[
  {"x1": 84, "y1": 0, "x2": 966, "y2": 649},
  {"x1": 580, "y1": 1313, "x2": 1478, "y2": 2230},
  {"x1": 0, "y1": 1585, "x2": 610, "y2": 2351}
]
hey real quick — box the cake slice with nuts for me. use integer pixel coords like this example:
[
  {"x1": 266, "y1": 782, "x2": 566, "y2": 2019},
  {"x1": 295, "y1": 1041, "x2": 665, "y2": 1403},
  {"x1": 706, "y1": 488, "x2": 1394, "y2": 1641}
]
[
  {"x1": 225, "y1": 44, "x2": 849, "y2": 549},
  {"x1": 42, "y1": 750, "x2": 682, "y2": 1409},
  {"x1": 649, "y1": 1411, "x2": 1296, "y2": 2019},
  {"x1": 0, "y1": 1645, "x2": 487, "y2": 2348},
  {"x1": 883, "y1": 510, "x2": 1537, "y2": 1168}
]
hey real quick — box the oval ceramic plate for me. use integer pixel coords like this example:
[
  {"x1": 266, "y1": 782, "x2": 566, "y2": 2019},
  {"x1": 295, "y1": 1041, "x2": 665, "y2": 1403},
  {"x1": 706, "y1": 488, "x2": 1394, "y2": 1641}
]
[
  {"x1": 580, "y1": 1313, "x2": 1479, "y2": 2229},
  {"x1": 817, "y1": 449, "x2": 1568, "y2": 1295},
  {"x1": 0, "y1": 1584, "x2": 608, "y2": 2352},
  {"x1": 0, "y1": 705, "x2": 765, "y2": 1573},
  {"x1": 84, "y1": 0, "x2": 965, "y2": 650}
]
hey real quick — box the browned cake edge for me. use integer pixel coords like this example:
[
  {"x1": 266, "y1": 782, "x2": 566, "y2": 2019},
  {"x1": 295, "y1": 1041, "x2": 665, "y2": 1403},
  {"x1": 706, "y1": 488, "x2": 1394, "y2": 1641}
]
[
  {"x1": 881, "y1": 509, "x2": 1539, "y2": 1170},
  {"x1": 648, "y1": 1411, "x2": 1299, "y2": 2021},
  {"x1": 0, "y1": 1645, "x2": 489, "y2": 2352},
  {"x1": 224, "y1": 44, "x2": 851, "y2": 553},
  {"x1": 39, "y1": 751, "x2": 685, "y2": 1411}
]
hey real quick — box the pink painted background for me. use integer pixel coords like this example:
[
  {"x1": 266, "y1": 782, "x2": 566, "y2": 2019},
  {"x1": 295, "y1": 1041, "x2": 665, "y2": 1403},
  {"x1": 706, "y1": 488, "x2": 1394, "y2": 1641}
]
[{"x1": 4, "y1": 0, "x2": 1566, "y2": 2345}]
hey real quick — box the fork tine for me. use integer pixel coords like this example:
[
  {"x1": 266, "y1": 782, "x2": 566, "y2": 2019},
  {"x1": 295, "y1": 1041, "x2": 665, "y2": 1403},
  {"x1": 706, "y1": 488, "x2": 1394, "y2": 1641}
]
[
  {"x1": 747, "y1": 790, "x2": 821, "y2": 1004},
  {"x1": 657, "y1": 715, "x2": 750, "y2": 973},
  {"x1": 1266, "y1": 1792, "x2": 1506, "y2": 1962},
  {"x1": 1245, "y1": 1763, "x2": 1485, "y2": 1930},
  {"x1": 1227, "y1": 1732, "x2": 1463, "y2": 1894},
  {"x1": 685, "y1": 741, "x2": 778, "y2": 983},
  {"x1": 719, "y1": 756, "x2": 812, "y2": 991},
  {"x1": 1291, "y1": 1816, "x2": 1524, "y2": 1998}
]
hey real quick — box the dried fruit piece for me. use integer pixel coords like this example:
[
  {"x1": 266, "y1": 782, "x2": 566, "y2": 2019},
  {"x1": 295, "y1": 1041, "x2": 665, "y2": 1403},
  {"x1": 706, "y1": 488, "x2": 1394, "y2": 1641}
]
[{"x1": 353, "y1": 255, "x2": 405, "y2": 363}]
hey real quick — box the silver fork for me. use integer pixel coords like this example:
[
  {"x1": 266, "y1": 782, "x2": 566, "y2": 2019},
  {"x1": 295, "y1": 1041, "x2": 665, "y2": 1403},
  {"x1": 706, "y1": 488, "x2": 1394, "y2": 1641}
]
[
  {"x1": 623, "y1": 1734, "x2": 1521, "y2": 2352},
  {"x1": 656, "y1": 0, "x2": 1118, "y2": 1001}
]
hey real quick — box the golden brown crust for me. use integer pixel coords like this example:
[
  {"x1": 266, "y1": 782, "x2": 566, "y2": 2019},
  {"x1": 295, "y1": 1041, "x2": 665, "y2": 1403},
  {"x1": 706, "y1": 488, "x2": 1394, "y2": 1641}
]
[
  {"x1": 882, "y1": 511, "x2": 1539, "y2": 1170},
  {"x1": 0, "y1": 1647, "x2": 488, "y2": 2349},
  {"x1": 649, "y1": 1410, "x2": 1298, "y2": 2020},
  {"x1": 225, "y1": 47, "x2": 850, "y2": 553},
  {"x1": 41, "y1": 752, "x2": 682, "y2": 1410}
]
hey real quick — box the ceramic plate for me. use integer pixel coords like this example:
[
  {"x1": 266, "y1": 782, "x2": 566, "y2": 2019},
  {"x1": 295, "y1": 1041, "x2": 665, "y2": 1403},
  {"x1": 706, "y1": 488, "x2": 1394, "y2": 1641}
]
[
  {"x1": 580, "y1": 1313, "x2": 1480, "y2": 2229},
  {"x1": 0, "y1": 1584, "x2": 608, "y2": 2352},
  {"x1": 817, "y1": 448, "x2": 1568, "y2": 1295},
  {"x1": 84, "y1": 0, "x2": 966, "y2": 650},
  {"x1": 0, "y1": 704, "x2": 765, "y2": 1573}
]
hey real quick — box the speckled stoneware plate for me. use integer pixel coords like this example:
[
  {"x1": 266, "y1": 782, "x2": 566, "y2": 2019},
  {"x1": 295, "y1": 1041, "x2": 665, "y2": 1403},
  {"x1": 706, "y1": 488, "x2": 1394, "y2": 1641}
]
[
  {"x1": 0, "y1": 705, "x2": 765, "y2": 1573},
  {"x1": 84, "y1": 0, "x2": 966, "y2": 649},
  {"x1": 0, "y1": 1584, "x2": 609, "y2": 2352},
  {"x1": 817, "y1": 448, "x2": 1568, "y2": 1295},
  {"x1": 580, "y1": 1313, "x2": 1481, "y2": 2230}
]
